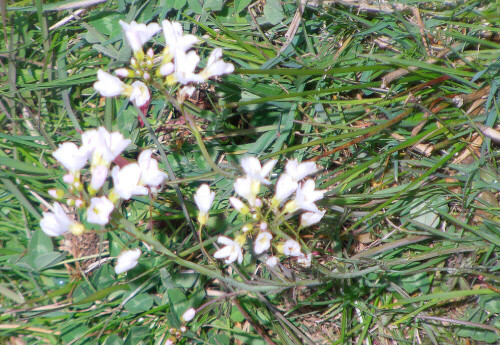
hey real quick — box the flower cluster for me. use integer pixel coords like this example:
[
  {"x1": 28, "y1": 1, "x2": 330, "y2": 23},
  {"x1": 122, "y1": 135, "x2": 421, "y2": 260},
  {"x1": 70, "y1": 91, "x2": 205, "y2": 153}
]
[
  {"x1": 193, "y1": 157, "x2": 325, "y2": 268},
  {"x1": 40, "y1": 127, "x2": 167, "y2": 273},
  {"x1": 93, "y1": 19, "x2": 234, "y2": 107}
]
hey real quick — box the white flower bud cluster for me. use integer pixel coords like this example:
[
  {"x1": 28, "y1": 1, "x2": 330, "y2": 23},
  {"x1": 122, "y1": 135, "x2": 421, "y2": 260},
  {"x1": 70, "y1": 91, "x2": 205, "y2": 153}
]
[
  {"x1": 93, "y1": 20, "x2": 234, "y2": 107},
  {"x1": 212, "y1": 157, "x2": 326, "y2": 267},
  {"x1": 41, "y1": 127, "x2": 167, "y2": 238}
]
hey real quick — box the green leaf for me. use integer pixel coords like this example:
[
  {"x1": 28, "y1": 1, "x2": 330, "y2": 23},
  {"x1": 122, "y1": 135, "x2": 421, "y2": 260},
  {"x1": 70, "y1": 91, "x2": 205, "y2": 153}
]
[
  {"x1": 124, "y1": 326, "x2": 150, "y2": 345},
  {"x1": 400, "y1": 272, "x2": 430, "y2": 294},
  {"x1": 28, "y1": 230, "x2": 53, "y2": 264},
  {"x1": 230, "y1": 305, "x2": 245, "y2": 322},
  {"x1": 263, "y1": 0, "x2": 284, "y2": 25},
  {"x1": 209, "y1": 334, "x2": 230, "y2": 345},
  {"x1": 234, "y1": 0, "x2": 252, "y2": 14},
  {"x1": 0, "y1": 283, "x2": 25, "y2": 304},
  {"x1": 204, "y1": 0, "x2": 223, "y2": 11},
  {"x1": 103, "y1": 335, "x2": 123, "y2": 345},
  {"x1": 124, "y1": 293, "x2": 154, "y2": 313},
  {"x1": 33, "y1": 251, "x2": 66, "y2": 270},
  {"x1": 172, "y1": 0, "x2": 186, "y2": 10},
  {"x1": 186, "y1": 0, "x2": 203, "y2": 14}
]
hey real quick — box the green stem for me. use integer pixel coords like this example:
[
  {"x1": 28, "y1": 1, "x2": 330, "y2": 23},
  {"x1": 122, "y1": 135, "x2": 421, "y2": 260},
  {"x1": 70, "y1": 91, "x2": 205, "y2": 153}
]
[
  {"x1": 151, "y1": 80, "x2": 235, "y2": 179},
  {"x1": 134, "y1": 104, "x2": 195, "y2": 233},
  {"x1": 179, "y1": 103, "x2": 235, "y2": 178},
  {"x1": 117, "y1": 215, "x2": 288, "y2": 292}
]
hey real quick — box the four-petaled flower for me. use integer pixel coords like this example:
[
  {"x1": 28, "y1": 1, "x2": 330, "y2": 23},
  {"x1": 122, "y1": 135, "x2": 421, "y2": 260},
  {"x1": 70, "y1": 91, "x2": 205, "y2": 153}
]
[
  {"x1": 254, "y1": 232, "x2": 273, "y2": 255},
  {"x1": 214, "y1": 236, "x2": 244, "y2": 264},
  {"x1": 162, "y1": 20, "x2": 198, "y2": 60},
  {"x1": 285, "y1": 159, "x2": 318, "y2": 182},
  {"x1": 282, "y1": 239, "x2": 302, "y2": 257},
  {"x1": 52, "y1": 142, "x2": 89, "y2": 173},
  {"x1": 119, "y1": 20, "x2": 161, "y2": 54},
  {"x1": 273, "y1": 173, "x2": 298, "y2": 206},
  {"x1": 87, "y1": 196, "x2": 114, "y2": 225},
  {"x1": 200, "y1": 48, "x2": 234, "y2": 81},
  {"x1": 240, "y1": 156, "x2": 277, "y2": 186},
  {"x1": 285, "y1": 179, "x2": 324, "y2": 214},
  {"x1": 40, "y1": 202, "x2": 75, "y2": 237}
]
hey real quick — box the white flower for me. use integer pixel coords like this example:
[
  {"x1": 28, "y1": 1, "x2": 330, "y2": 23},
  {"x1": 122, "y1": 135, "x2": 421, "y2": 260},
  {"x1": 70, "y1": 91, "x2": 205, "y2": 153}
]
[
  {"x1": 115, "y1": 248, "x2": 141, "y2": 274},
  {"x1": 48, "y1": 189, "x2": 62, "y2": 199},
  {"x1": 234, "y1": 175, "x2": 257, "y2": 206},
  {"x1": 229, "y1": 197, "x2": 248, "y2": 214},
  {"x1": 174, "y1": 50, "x2": 204, "y2": 85},
  {"x1": 137, "y1": 149, "x2": 167, "y2": 188},
  {"x1": 119, "y1": 20, "x2": 161, "y2": 53},
  {"x1": 214, "y1": 236, "x2": 243, "y2": 264},
  {"x1": 254, "y1": 232, "x2": 272, "y2": 255},
  {"x1": 195, "y1": 184, "x2": 215, "y2": 226},
  {"x1": 282, "y1": 239, "x2": 302, "y2": 257},
  {"x1": 200, "y1": 48, "x2": 234, "y2": 80},
  {"x1": 75, "y1": 199, "x2": 84, "y2": 208},
  {"x1": 90, "y1": 165, "x2": 108, "y2": 191},
  {"x1": 285, "y1": 180, "x2": 324, "y2": 214},
  {"x1": 241, "y1": 157, "x2": 277, "y2": 186},
  {"x1": 111, "y1": 164, "x2": 148, "y2": 200},
  {"x1": 266, "y1": 256, "x2": 279, "y2": 268},
  {"x1": 129, "y1": 81, "x2": 150, "y2": 107},
  {"x1": 273, "y1": 173, "x2": 298, "y2": 204},
  {"x1": 194, "y1": 184, "x2": 215, "y2": 213},
  {"x1": 111, "y1": 151, "x2": 166, "y2": 200},
  {"x1": 177, "y1": 85, "x2": 196, "y2": 104},
  {"x1": 114, "y1": 68, "x2": 132, "y2": 78},
  {"x1": 40, "y1": 202, "x2": 73, "y2": 237},
  {"x1": 159, "y1": 62, "x2": 175, "y2": 76},
  {"x1": 94, "y1": 70, "x2": 126, "y2": 97},
  {"x1": 162, "y1": 20, "x2": 198, "y2": 59},
  {"x1": 84, "y1": 127, "x2": 131, "y2": 168},
  {"x1": 52, "y1": 142, "x2": 88, "y2": 173},
  {"x1": 300, "y1": 210, "x2": 326, "y2": 227},
  {"x1": 285, "y1": 159, "x2": 318, "y2": 181},
  {"x1": 181, "y1": 308, "x2": 196, "y2": 322},
  {"x1": 63, "y1": 173, "x2": 75, "y2": 184},
  {"x1": 297, "y1": 253, "x2": 312, "y2": 268},
  {"x1": 87, "y1": 196, "x2": 114, "y2": 225},
  {"x1": 265, "y1": 256, "x2": 279, "y2": 267}
]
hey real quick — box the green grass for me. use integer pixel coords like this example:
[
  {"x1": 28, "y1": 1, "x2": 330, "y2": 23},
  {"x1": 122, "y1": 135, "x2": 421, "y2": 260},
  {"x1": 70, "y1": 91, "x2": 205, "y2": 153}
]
[{"x1": 1, "y1": 0, "x2": 499, "y2": 344}]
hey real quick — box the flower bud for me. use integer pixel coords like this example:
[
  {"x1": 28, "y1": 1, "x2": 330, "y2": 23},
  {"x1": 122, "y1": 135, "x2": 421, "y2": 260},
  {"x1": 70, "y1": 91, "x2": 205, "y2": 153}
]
[
  {"x1": 241, "y1": 224, "x2": 252, "y2": 233},
  {"x1": 181, "y1": 307, "x2": 196, "y2": 322},
  {"x1": 229, "y1": 197, "x2": 249, "y2": 215},
  {"x1": 48, "y1": 189, "x2": 64, "y2": 199}
]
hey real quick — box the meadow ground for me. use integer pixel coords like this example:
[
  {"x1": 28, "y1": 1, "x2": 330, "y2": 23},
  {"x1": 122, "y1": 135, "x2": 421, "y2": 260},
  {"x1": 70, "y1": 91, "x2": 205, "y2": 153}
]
[{"x1": 0, "y1": 0, "x2": 499, "y2": 344}]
